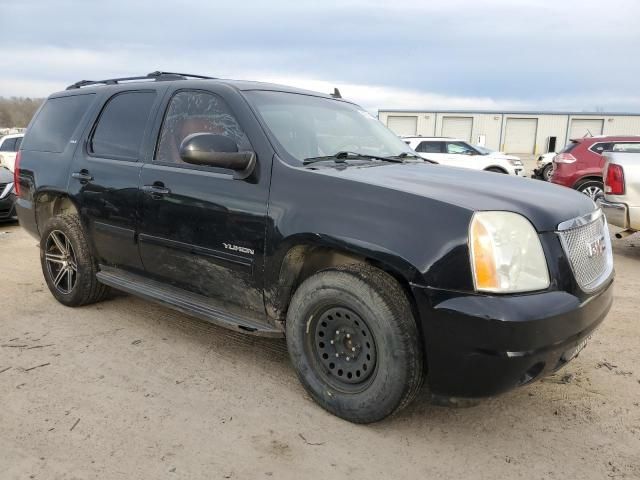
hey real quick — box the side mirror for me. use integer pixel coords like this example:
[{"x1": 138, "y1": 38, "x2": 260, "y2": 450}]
[{"x1": 179, "y1": 133, "x2": 256, "y2": 179}]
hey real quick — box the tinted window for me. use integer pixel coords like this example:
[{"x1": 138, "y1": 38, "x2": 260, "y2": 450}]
[
  {"x1": 416, "y1": 141, "x2": 444, "y2": 153},
  {"x1": 23, "y1": 94, "x2": 94, "y2": 153},
  {"x1": 14, "y1": 137, "x2": 22, "y2": 150},
  {"x1": 590, "y1": 142, "x2": 613, "y2": 154},
  {"x1": 90, "y1": 91, "x2": 156, "y2": 160},
  {"x1": 156, "y1": 91, "x2": 251, "y2": 165},
  {"x1": 0, "y1": 138, "x2": 16, "y2": 151}
]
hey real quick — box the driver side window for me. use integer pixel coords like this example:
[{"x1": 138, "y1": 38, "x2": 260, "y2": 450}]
[
  {"x1": 446, "y1": 142, "x2": 476, "y2": 155},
  {"x1": 155, "y1": 90, "x2": 251, "y2": 165}
]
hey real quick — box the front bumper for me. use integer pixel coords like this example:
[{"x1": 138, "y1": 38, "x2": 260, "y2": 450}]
[
  {"x1": 411, "y1": 279, "x2": 613, "y2": 398},
  {"x1": 597, "y1": 197, "x2": 629, "y2": 229}
]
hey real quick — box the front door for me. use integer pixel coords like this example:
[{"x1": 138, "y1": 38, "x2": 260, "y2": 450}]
[
  {"x1": 137, "y1": 88, "x2": 270, "y2": 314},
  {"x1": 67, "y1": 89, "x2": 163, "y2": 271}
]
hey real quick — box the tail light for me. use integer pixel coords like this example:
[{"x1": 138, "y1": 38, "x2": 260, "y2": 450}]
[
  {"x1": 554, "y1": 153, "x2": 577, "y2": 164},
  {"x1": 605, "y1": 163, "x2": 625, "y2": 195},
  {"x1": 13, "y1": 150, "x2": 21, "y2": 197}
]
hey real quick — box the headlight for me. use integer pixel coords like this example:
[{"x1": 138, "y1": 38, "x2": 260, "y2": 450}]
[{"x1": 469, "y1": 211, "x2": 550, "y2": 293}]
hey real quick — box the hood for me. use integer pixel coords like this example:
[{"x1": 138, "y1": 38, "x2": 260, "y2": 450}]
[
  {"x1": 313, "y1": 162, "x2": 596, "y2": 232},
  {"x1": 0, "y1": 166, "x2": 12, "y2": 183}
]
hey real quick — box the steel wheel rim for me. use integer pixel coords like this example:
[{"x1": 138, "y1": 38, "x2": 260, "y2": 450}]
[
  {"x1": 582, "y1": 185, "x2": 603, "y2": 199},
  {"x1": 45, "y1": 230, "x2": 78, "y2": 295},
  {"x1": 543, "y1": 166, "x2": 552, "y2": 181},
  {"x1": 308, "y1": 305, "x2": 378, "y2": 393}
]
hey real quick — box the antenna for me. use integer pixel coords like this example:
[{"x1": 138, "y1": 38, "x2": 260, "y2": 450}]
[{"x1": 330, "y1": 88, "x2": 342, "y2": 99}]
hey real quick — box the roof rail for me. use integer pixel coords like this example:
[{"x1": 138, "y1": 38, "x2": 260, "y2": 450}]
[{"x1": 66, "y1": 71, "x2": 216, "y2": 90}]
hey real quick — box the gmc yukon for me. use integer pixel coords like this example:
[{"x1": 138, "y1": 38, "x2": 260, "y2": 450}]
[{"x1": 15, "y1": 72, "x2": 614, "y2": 423}]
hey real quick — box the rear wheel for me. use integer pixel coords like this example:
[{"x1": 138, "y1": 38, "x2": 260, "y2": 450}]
[
  {"x1": 286, "y1": 264, "x2": 423, "y2": 424},
  {"x1": 576, "y1": 179, "x2": 604, "y2": 200},
  {"x1": 40, "y1": 214, "x2": 110, "y2": 307}
]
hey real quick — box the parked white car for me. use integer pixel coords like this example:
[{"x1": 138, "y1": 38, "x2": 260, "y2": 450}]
[
  {"x1": 533, "y1": 152, "x2": 557, "y2": 181},
  {"x1": 0, "y1": 133, "x2": 24, "y2": 172},
  {"x1": 403, "y1": 137, "x2": 525, "y2": 176}
]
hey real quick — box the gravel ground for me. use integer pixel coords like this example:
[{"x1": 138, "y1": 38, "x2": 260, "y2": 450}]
[{"x1": 1, "y1": 222, "x2": 639, "y2": 480}]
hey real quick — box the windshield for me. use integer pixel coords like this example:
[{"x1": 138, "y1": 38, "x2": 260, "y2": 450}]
[{"x1": 245, "y1": 91, "x2": 416, "y2": 162}]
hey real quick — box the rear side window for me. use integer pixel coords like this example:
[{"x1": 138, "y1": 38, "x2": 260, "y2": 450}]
[
  {"x1": 0, "y1": 138, "x2": 16, "y2": 151},
  {"x1": 90, "y1": 91, "x2": 156, "y2": 160},
  {"x1": 416, "y1": 141, "x2": 444, "y2": 153},
  {"x1": 23, "y1": 94, "x2": 94, "y2": 153},
  {"x1": 15, "y1": 137, "x2": 22, "y2": 150}
]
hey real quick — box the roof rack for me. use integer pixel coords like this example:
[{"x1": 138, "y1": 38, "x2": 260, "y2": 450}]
[{"x1": 66, "y1": 71, "x2": 216, "y2": 90}]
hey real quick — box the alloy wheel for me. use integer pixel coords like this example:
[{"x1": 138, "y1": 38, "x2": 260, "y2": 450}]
[
  {"x1": 44, "y1": 230, "x2": 78, "y2": 294},
  {"x1": 581, "y1": 185, "x2": 603, "y2": 200}
]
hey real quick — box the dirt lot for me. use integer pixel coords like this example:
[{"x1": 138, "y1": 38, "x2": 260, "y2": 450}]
[{"x1": 1, "y1": 222, "x2": 639, "y2": 480}]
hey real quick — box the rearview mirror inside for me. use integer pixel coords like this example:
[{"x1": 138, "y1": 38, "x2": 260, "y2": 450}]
[{"x1": 179, "y1": 133, "x2": 256, "y2": 179}]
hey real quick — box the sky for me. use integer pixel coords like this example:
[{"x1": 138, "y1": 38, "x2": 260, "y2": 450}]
[{"x1": 1, "y1": 0, "x2": 639, "y2": 112}]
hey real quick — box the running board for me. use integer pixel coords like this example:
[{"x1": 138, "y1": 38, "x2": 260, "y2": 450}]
[{"x1": 96, "y1": 266, "x2": 283, "y2": 338}]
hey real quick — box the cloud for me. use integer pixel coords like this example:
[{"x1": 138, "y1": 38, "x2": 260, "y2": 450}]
[{"x1": 2, "y1": 0, "x2": 639, "y2": 112}]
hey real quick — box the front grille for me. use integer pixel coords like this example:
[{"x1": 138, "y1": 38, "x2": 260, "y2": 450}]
[{"x1": 557, "y1": 210, "x2": 613, "y2": 292}]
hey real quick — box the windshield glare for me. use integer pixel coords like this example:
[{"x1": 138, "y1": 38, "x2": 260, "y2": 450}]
[{"x1": 246, "y1": 91, "x2": 416, "y2": 162}]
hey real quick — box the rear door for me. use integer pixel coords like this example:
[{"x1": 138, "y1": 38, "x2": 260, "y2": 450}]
[
  {"x1": 415, "y1": 141, "x2": 447, "y2": 163},
  {"x1": 137, "y1": 87, "x2": 271, "y2": 314},
  {"x1": 67, "y1": 88, "x2": 164, "y2": 272}
]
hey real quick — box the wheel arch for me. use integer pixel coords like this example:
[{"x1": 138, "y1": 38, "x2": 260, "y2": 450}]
[
  {"x1": 573, "y1": 175, "x2": 603, "y2": 190},
  {"x1": 34, "y1": 190, "x2": 80, "y2": 236},
  {"x1": 265, "y1": 236, "x2": 423, "y2": 328},
  {"x1": 484, "y1": 165, "x2": 508, "y2": 174}
]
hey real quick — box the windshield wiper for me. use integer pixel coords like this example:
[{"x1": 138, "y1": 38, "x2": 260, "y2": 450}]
[{"x1": 303, "y1": 151, "x2": 404, "y2": 165}]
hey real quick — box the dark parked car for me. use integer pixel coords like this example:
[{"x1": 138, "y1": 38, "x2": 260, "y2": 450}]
[
  {"x1": 15, "y1": 72, "x2": 614, "y2": 423},
  {"x1": 0, "y1": 166, "x2": 17, "y2": 221}
]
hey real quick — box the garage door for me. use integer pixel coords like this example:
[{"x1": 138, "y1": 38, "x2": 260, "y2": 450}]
[
  {"x1": 504, "y1": 118, "x2": 537, "y2": 153},
  {"x1": 569, "y1": 119, "x2": 604, "y2": 139},
  {"x1": 441, "y1": 116, "x2": 473, "y2": 141},
  {"x1": 387, "y1": 116, "x2": 417, "y2": 136}
]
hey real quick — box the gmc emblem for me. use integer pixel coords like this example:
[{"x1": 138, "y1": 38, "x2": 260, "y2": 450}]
[{"x1": 586, "y1": 236, "x2": 606, "y2": 258}]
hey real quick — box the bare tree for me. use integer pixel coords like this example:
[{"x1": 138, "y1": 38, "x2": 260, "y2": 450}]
[{"x1": 0, "y1": 97, "x2": 44, "y2": 129}]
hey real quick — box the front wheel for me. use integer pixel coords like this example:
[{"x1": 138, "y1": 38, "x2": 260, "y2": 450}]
[
  {"x1": 485, "y1": 167, "x2": 507, "y2": 174},
  {"x1": 541, "y1": 164, "x2": 553, "y2": 181},
  {"x1": 286, "y1": 264, "x2": 423, "y2": 423},
  {"x1": 576, "y1": 179, "x2": 604, "y2": 200}
]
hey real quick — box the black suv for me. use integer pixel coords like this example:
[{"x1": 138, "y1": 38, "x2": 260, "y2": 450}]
[{"x1": 15, "y1": 72, "x2": 614, "y2": 423}]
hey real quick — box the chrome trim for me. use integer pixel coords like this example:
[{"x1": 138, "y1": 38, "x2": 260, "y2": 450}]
[
  {"x1": 557, "y1": 208, "x2": 603, "y2": 231},
  {"x1": 0, "y1": 182, "x2": 13, "y2": 200},
  {"x1": 556, "y1": 210, "x2": 614, "y2": 293},
  {"x1": 596, "y1": 198, "x2": 629, "y2": 229}
]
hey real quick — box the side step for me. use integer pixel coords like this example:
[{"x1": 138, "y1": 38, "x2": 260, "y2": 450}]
[{"x1": 96, "y1": 266, "x2": 283, "y2": 338}]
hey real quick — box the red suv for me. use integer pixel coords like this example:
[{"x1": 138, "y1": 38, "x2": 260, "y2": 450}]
[{"x1": 551, "y1": 136, "x2": 640, "y2": 199}]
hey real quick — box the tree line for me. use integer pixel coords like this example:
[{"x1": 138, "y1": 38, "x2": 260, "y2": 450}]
[{"x1": 0, "y1": 97, "x2": 44, "y2": 129}]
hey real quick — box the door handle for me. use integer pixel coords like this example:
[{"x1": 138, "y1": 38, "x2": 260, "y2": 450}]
[
  {"x1": 71, "y1": 170, "x2": 93, "y2": 182},
  {"x1": 142, "y1": 183, "x2": 171, "y2": 198}
]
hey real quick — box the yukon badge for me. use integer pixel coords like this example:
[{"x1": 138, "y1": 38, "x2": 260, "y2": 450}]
[
  {"x1": 223, "y1": 243, "x2": 254, "y2": 255},
  {"x1": 586, "y1": 236, "x2": 606, "y2": 258}
]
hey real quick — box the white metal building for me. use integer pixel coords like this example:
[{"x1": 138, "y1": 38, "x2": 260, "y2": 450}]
[{"x1": 378, "y1": 110, "x2": 640, "y2": 155}]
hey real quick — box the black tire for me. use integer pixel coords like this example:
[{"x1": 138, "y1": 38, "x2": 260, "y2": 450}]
[
  {"x1": 541, "y1": 163, "x2": 553, "y2": 182},
  {"x1": 286, "y1": 264, "x2": 423, "y2": 423},
  {"x1": 575, "y1": 179, "x2": 604, "y2": 200},
  {"x1": 485, "y1": 167, "x2": 507, "y2": 174},
  {"x1": 40, "y1": 214, "x2": 110, "y2": 307}
]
